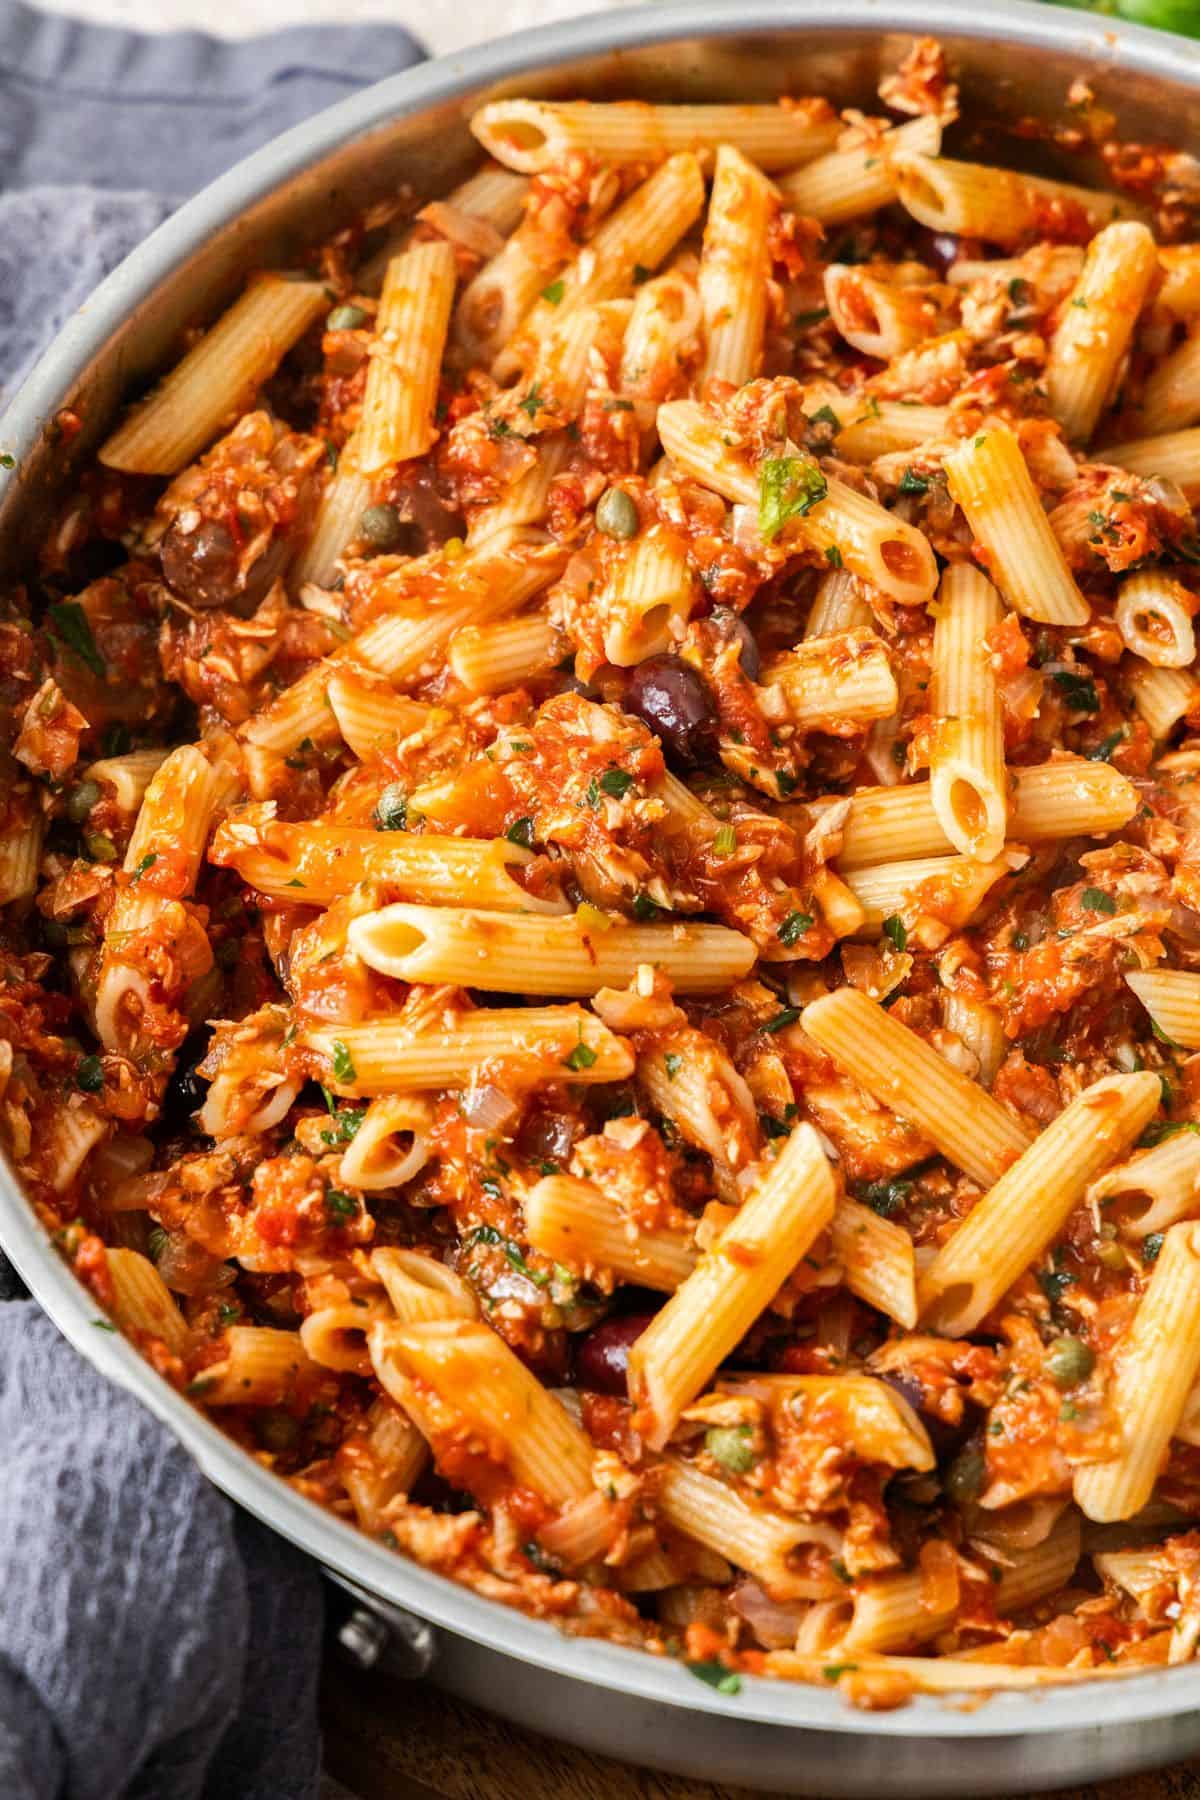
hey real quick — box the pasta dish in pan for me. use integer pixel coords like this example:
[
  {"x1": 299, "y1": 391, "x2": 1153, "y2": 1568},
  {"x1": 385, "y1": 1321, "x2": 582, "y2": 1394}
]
[{"x1": 7, "y1": 38, "x2": 1200, "y2": 1706}]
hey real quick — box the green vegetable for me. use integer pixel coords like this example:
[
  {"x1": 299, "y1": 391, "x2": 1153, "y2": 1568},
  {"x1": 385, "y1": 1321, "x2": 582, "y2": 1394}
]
[
  {"x1": 1143, "y1": 1231, "x2": 1165, "y2": 1263},
  {"x1": 1047, "y1": 0, "x2": 1200, "y2": 35},
  {"x1": 824, "y1": 545, "x2": 844, "y2": 567},
  {"x1": 664, "y1": 1052, "x2": 683, "y2": 1080},
  {"x1": 882, "y1": 913, "x2": 908, "y2": 951},
  {"x1": 83, "y1": 831, "x2": 118, "y2": 863},
  {"x1": 505, "y1": 816, "x2": 535, "y2": 847},
  {"x1": 1051, "y1": 668, "x2": 1099, "y2": 714},
  {"x1": 76, "y1": 1054, "x2": 104, "y2": 1094},
  {"x1": 1045, "y1": 1335, "x2": 1095, "y2": 1389},
  {"x1": 688, "y1": 1660, "x2": 742, "y2": 1695},
  {"x1": 598, "y1": 766, "x2": 634, "y2": 798},
  {"x1": 1137, "y1": 1120, "x2": 1200, "y2": 1149},
  {"x1": 47, "y1": 601, "x2": 105, "y2": 678},
  {"x1": 778, "y1": 910, "x2": 814, "y2": 947},
  {"x1": 374, "y1": 784, "x2": 409, "y2": 831},
  {"x1": 705, "y1": 1425, "x2": 757, "y2": 1473},
  {"x1": 809, "y1": 404, "x2": 842, "y2": 432},
  {"x1": 631, "y1": 892, "x2": 661, "y2": 920},
  {"x1": 759, "y1": 456, "x2": 829, "y2": 542},
  {"x1": 595, "y1": 487, "x2": 640, "y2": 540},
  {"x1": 898, "y1": 468, "x2": 930, "y2": 496},
  {"x1": 563, "y1": 1037, "x2": 598, "y2": 1072},
  {"x1": 464, "y1": 1224, "x2": 550, "y2": 1288},
  {"x1": 541, "y1": 279, "x2": 565, "y2": 305},
  {"x1": 762, "y1": 1005, "x2": 801, "y2": 1034},
  {"x1": 1080, "y1": 887, "x2": 1116, "y2": 915},
  {"x1": 713, "y1": 824, "x2": 738, "y2": 856},
  {"x1": 359, "y1": 502, "x2": 404, "y2": 551},
  {"x1": 325, "y1": 1189, "x2": 359, "y2": 1222},
  {"x1": 327, "y1": 304, "x2": 368, "y2": 331},
  {"x1": 331, "y1": 1040, "x2": 356, "y2": 1084},
  {"x1": 129, "y1": 852, "x2": 157, "y2": 884},
  {"x1": 66, "y1": 779, "x2": 102, "y2": 824},
  {"x1": 257, "y1": 1409, "x2": 301, "y2": 1454}
]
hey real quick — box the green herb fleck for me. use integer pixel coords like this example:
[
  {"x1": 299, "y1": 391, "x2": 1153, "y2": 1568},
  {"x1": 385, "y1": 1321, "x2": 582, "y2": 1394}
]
[
  {"x1": 762, "y1": 1006, "x2": 801, "y2": 1034},
  {"x1": 688, "y1": 1660, "x2": 742, "y2": 1696},
  {"x1": 1080, "y1": 888, "x2": 1116, "y2": 915},
  {"x1": 882, "y1": 913, "x2": 908, "y2": 951},
  {"x1": 76, "y1": 1054, "x2": 104, "y2": 1094},
  {"x1": 778, "y1": 910, "x2": 814, "y2": 947},
  {"x1": 331, "y1": 1040, "x2": 356, "y2": 1084},
  {"x1": 541, "y1": 279, "x2": 565, "y2": 305},
  {"x1": 759, "y1": 456, "x2": 829, "y2": 542},
  {"x1": 47, "y1": 601, "x2": 105, "y2": 678}
]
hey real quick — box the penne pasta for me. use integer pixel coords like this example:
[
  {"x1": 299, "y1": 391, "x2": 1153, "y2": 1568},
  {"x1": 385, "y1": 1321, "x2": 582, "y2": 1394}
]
[
  {"x1": 471, "y1": 99, "x2": 839, "y2": 174},
  {"x1": 928, "y1": 564, "x2": 1007, "y2": 861},
  {"x1": 895, "y1": 155, "x2": 1143, "y2": 248},
  {"x1": 1044, "y1": 222, "x2": 1158, "y2": 444},
  {"x1": 943, "y1": 423, "x2": 1090, "y2": 626}
]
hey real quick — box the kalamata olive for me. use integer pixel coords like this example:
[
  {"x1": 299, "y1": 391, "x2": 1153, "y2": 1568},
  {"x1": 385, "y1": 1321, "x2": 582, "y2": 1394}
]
[
  {"x1": 910, "y1": 228, "x2": 962, "y2": 275},
  {"x1": 359, "y1": 502, "x2": 404, "y2": 552},
  {"x1": 878, "y1": 1369, "x2": 970, "y2": 1461},
  {"x1": 625, "y1": 653, "x2": 718, "y2": 769},
  {"x1": 160, "y1": 517, "x2": 241, "y2": 608},
  {"x1": 710, "y1": 605, "x2": 761, "y2": 681},
  {"x1": 161, "y1": 1031, "x2": 212, "y2": 1133},
  {"x1": 577, "y1": 1312, "x2": 656, "y2": 1395},
  {"x1": 517, "y1": 1108, "x2": 578, "y2": 1168}
]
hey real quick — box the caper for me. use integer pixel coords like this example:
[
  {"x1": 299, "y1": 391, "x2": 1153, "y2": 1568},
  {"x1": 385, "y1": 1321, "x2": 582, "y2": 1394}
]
[
  {"x1": 327, "y1": 304, "x2": 368, "y2": 331},
  {"x1": 1045, "y1": 1335, "x2": 1095, "y2": 1390},
  {"x1": 595, "y1": 486, "x2": 639, "y2": 540},
  {"x1": 359, "y1": 502, "x2": 404, "y2": 551},
  {"x1": 83, "y1": 830, "x2": 118, "y2": 863},
  {"x1": 704, "y1": 1425, "x2": 757, "y2": 1474},
  {"x1": 944, "y1": 1442, "x2": 986, "y2": 1504},
  {"x1": 66, "y1": 778, "x2": 102, "y2": 824}
]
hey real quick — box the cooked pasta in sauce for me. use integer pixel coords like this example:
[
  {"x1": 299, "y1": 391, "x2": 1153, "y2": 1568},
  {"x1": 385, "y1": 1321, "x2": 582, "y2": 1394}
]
[{"x1": 11, "y1": 37, "x2": 1200, "y2": 1708}]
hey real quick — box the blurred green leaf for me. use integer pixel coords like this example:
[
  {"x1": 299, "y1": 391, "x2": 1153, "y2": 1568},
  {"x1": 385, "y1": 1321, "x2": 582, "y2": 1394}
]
[{"x1": 1045, "y1": 0, "x2": 1200, "y2": 35}]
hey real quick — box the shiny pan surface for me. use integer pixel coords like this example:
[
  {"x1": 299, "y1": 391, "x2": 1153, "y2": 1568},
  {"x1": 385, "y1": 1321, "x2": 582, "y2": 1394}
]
[{"x1": 4, "y1": 4, "x2": 1200, "y2": 1789}]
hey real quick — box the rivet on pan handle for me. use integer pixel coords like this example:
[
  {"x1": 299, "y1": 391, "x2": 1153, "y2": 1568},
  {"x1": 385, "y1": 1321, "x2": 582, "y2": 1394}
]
[{"x1": 326, "y1": 1573, "x2": 438, "y2": 1680}]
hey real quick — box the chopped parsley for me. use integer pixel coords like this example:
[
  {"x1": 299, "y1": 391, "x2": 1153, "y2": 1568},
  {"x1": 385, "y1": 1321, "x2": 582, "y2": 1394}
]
[
  {"x1": 598, "y1": 766, "x2": 633, "y2": 799},
  {"x1": 1080, "y1": 888, "x2": 1116, "y2": 915},
  {"x1": 374, "y1": 784, "x2": 409, "y2": 831},
  {"x1": 1143, "y1": 1232, "x2": 1165, "y2": 1264},
  {"x1": 47, "y1": 601, "x2": 105, "y2": 678},
  {"x1": 898, "y1": 467, "x2": 930, "y2": 496},
  {"x1": 541, "y1": 279, "x2": 565, "y2": 305},
  {"x1": 824, "y1": 545, "x2": 844, "y2": 567},
  {"x1": 861, "y1": 1176, "x2": 911, "y2": 1218},
  {"x1": 518, "y1": 382, "x2": 543, "y2": 418},
  {"x1": 465, "y1": 1223, "x2": 549, "y2": 1287},
  {"x1": 687, "y1": 1660, "x2": 742, "y2": 1696},
  {"x1": 882, "y1": 913, "x2": 908, "y2": 951},
  {"x1": 321, "y1": 1105, "x2": 366, "y2": 1147},
  {"x1": 664, "y1": 1052, "x2": 683, "y2": 1080},
  {"x1": 330, "y1": 1040, "x2": 356, "y2": 1084},
  {"x1": 809, "y1": 404, "x2": 842, "y2": 432},
  {"x1": 794, "y1": 306, "x2": 831, "y2": 328},
  {"x1": 129, "y1": 852, "x2": 157, "y2": 884},
  {"x1": 1137, "y1": 1120, "x2": 1200, "y2": 1149},
  {"x1": 1086, "y1": 729, "x2": 1126, "y2": 762},
  {"x1": 505, "y1": 816, "x2": 535, "y2": 848},
  {"x1": 778, "y1": 910, "x2": 814, "y2": 947},
  {"x1": 76, "y1": 1054, "x2": 104, "y2": 1093},
  {"x1": 631, "y1": 891, "x2": 661, "y2": 920},
  {"x1": 1051, "y1": 668, "x2": 1099, "y2": 714},
  {"x1": 762, "y1": 1005, "x2": 801, "y2": 1034},
  {"x1": 563, "y1": 1036, "x2": 598, "y2": 1072},
  {"x1": 758, "y1": 456, "x2": 829, "y2": 542},
  {"x1": 325, "y1": 1189, "x2": 358, "y2": 1222}
]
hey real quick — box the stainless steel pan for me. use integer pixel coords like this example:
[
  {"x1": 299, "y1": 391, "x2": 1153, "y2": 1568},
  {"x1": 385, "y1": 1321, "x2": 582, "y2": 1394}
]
[{"x1": 4, "y1": 6, "x2": 1200, "y2": 1789}]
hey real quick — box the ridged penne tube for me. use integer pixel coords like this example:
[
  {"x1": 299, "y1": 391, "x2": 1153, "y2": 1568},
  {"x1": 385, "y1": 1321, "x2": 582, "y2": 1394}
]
[
  {"x1": 776, "y1": 116, "x2": 941, "y2": 227},
  {"x1": 191, "y1": 1326, "x2": 317, "y2": 1405},
  {"x1": 104, "y1": 1248, "x2": 190, "y2": 1354},
  {"x1": 627, "y1": 1124, "x2": 836, "y2": 1449},
  {"x1": 1075, "y1": 1223, "x2": 1200, "y2": 1522},
  {"x1": 325, "y1": 674, "x2": 435, "y2": 763},
  {"x1": 339, "y1": 1097, "x2": 434, "y2": 1192},
  {"x1": 524, "y1": 1175, "x2": 698, "y2": 1292},
  {"x1": 941, "y1": 990, "x2": 1007, "y2": 1088},
  {"x1": 85, "y1": 747, "x2": 171, "y2": 813},
  {"x1": 1125, "y1": 970, "x2": 1200, "y2": 1049},
  {"x1": 637, "y1": 1029, "x2": 759, "y2": 1198},
  {"x1": 0, "y1": 815, "x2": 42, "y2": 906},
  {"x1": 768, "y1": 1651, "x2": 1141, "y2": 1692},
  {"x1": 719, "y1": 1374, "x2": 934, "y2": 1472},
  {"x1": 291, "y1": 460, "x2": 374, "y2": 589},
  {"x1": 804, "y1": 569, "x2": 874, "y2": 638},
  {"x1": 943, "y1": 423, "x2": 1089, "y2": 626},
  {"x1": 833, "y1": 400, "x2": 950, "y2": 464},
  {"x1": 698, "y1": 146, "x2": 775, "y2": 389},
  {"x1": 1115, "y1": 572, "x2": 1196, "y2": 669},
  {"x1": 761, "y1": 631, "x2": 898, "y2": 731},
  {"x1": 1128, "y1": 662, "x2": 1198, "y2": 739},
  {"x1": 831, "y1": 759, "x2": 1137, "y2": 868},
  {"x1": 1045, "y1": 223, "x2": 1158, "y2": 443},
  {"x1": 918, "y1": 1072, "x2": 1161, "y2": 1336},
  {"x1": 242, "y1": 530, "x2": 565, "y2": 753},
  {"x1": 347, "y1": 903, "x2": 756, "y2": 995},
  {"x1": 357, "y1": 163, "x2": 529, "y2": 294},
  {"x1": 1089, "y1": 1129, "x2": 1200, "y2": 1239},
  {"x1": 370, "y1": 1248, "x2": 479, "y2": 1325},
  {"x1": 99, "y1": 275, "x2": 329, "y2": 475},
  {"x1": 843, "y1": 853, "x2": 1011, "y2": 937},
  {"x1": 989, "y1": 1511, "x2": 1083, "y2": 1616},
  {"x1": 840, "y1": 1570, "x2": 956, "y2": 1654},
  {"x1": 1140, "y1": 326, "x2": 1200, "y2": 437},
  {"x1": 449, "y1": 612, "x2": 562, "y2": 694},
  {"x1": 895, "y1": 155, "x2": 1142, "y2": 249},
  {"x1": 656, "y1": 400, "x2": 937, "y2": 605},
  {"x1": 620, "y1": 266, "x2": 702, "y2": 412},
  {"x1": 655, "y1": 1454, "x2": 840, "y2": 1600},
  {"x1": 802, "y1": 987, "x2": 1033, "y2": 1190},
  {"x1": 341, "y1": 1400, "x2": 429, "y2": 1533},
  {"x1": 1103, "y1": 427, "x2": 1200, "y2": 502},
  {"x1": 368, "y1": 1318, "x2": 595, "y2": 1508},
  {"x1": 210, "y1": 817, "x2": 567, "y2": 913},
  {"x1": 455, "y1": 225, "x2": 560, "y2": 368},
  {"x1": 300, "y1": 1298, "x2": 393, "y2": 1376},
  {"x1": 831, "y1": 1197, "x2": 918, "y2": 1328},
  {"x1": 499, "y1": 154, "x2": 706, "y2": 376},
  {"x1": 824, "y1": 265, "x2": 942, "y2": 361},
  {"x1": 596, "y1": 526, "x2": 696, "y2": 666},
  {"x1": 471, "y1": 99, "x2": 839, "y2": 174},
  {"x1": 43, "y1": 1101, "x2": 108, "y2": 1192},
  {"x1": 357, "y1": 240, "x2": 457, "y2": 473},
  {"x1": 302, "y1": 1006, "x2": 634, "y2": 1096},
  {"x1": 929, "y1": 564, "x2": 1006, "y2": 860}
]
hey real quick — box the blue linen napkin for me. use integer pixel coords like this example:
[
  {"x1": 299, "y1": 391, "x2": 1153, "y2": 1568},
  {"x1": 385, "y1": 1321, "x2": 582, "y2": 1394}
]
[{"x1": 0, "y1": 5, "x2": 425, "y2": 1794}]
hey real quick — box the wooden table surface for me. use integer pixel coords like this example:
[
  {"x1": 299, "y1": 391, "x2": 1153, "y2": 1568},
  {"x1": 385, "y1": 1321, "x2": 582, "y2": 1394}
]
[{"x1": 319, "y1": 1653, "x2": 1200, "y2": 1800}]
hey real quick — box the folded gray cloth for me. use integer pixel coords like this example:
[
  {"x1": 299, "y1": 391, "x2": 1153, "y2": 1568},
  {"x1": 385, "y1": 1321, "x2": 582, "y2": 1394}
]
[{"x1": 0, "y1": 5, "x2": 426, "y2": 1794}]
